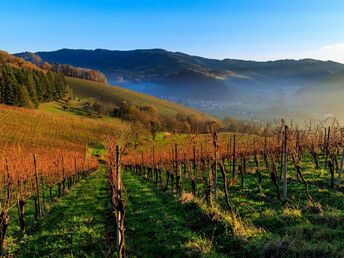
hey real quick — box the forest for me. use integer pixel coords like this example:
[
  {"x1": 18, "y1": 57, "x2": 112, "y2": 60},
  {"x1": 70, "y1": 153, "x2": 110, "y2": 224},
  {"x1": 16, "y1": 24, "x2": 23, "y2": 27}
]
[{"x1": 0, "y1": 64, "x2": 67, "y2": 108}]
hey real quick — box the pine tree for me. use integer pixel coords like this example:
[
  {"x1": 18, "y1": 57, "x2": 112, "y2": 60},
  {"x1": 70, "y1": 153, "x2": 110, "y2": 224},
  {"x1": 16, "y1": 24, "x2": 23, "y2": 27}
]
[
  {"x1": 16, "y1": 84, "x2": 30, "y2": 107},
  {"x1": 23, "y1": 70, "x2": 39, "y2": 107},
  {"x1": 2, "y1": 65, "x2": 18, "y2": 105},
  {"x1": 0, "y1": 64, "x2": 67, "y2": 107}
]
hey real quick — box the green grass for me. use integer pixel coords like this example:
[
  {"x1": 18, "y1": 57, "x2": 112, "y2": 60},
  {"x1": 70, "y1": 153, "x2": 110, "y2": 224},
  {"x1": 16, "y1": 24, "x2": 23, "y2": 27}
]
[
  {"x1": 10, "y1": 166, "x2": 115, "y2": 257},
  {"x1": 124, "y1": 170, "x2": 231, "y2": 258},
  {"x1": 39, "y1": 100, "x2": 90, "y2": 117},
  {"x1": 126, "y1": 153, "x2": 344, "y2": 257},
  {"x1": 39, "y1": 100, "x2": 121, "y2": 121},
  {"x1": 88, "y1": 142, "x2": 107, "y2": 157}
]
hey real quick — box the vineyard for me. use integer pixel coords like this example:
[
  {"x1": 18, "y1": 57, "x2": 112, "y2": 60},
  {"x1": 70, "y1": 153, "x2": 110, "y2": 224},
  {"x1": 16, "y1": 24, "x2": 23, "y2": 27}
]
[
  {"x1": 0, "y1": 104, "x2": 129, "y2": 151},
  {"x1": 113, "y1": 119, "x2": 344, "y2": 257},
  {"x1": 2, "y1": 1, "x2": 343, "y2": 257},
  {"x1": 0, "y1": 104, "x2": 129, "y2": 256},
  {"x1": 2, "y1": 101, "x2": 344, "y2": 257},
  {"x1": 0, "y1": 146, "x2": 99, "y2": 254}
]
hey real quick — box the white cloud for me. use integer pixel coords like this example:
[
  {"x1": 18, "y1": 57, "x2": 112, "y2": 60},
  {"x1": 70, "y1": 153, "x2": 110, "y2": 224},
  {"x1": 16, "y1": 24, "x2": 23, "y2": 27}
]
[
  {"x1": 316, "y1": 43, "x2": 344, "y2": 63},
  {"x1": 321, "y1": 43, "x2": 344, "y2": 51}
]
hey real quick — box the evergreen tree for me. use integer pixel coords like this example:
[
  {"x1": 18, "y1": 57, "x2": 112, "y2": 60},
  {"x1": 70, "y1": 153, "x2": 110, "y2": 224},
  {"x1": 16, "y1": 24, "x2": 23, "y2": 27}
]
[
  {"x1": 0, "y1": 64, "x2": 68, "y2": 107},
  {"x1": 22, "y1": 70, "x2": 39, "y2": 107},
  {"x1": 16, "y1": 84, "x2": 30, "y2": 106},
  {"x1": 2, "y1": 65, "x2": 18, "y2": 105}
]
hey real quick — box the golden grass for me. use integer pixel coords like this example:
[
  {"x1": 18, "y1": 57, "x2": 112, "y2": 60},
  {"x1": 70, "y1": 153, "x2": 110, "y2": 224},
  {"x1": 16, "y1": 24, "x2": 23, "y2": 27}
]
[
  {"x1": 0, "y1": 104, "x2": 130, "y2": 152},
  {"x1": 67, "y1": 77, "x2": 218, "y2": 119}
]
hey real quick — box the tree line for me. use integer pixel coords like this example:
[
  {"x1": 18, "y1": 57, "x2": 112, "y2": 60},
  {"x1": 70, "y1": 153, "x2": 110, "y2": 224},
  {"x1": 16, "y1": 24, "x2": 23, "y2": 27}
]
[
  {"x1": 0, "y1": 64, "x2": 67, "y2": 108},
  {"x1": 47, "y1": 63, "x2": 107, "y2": 84}
]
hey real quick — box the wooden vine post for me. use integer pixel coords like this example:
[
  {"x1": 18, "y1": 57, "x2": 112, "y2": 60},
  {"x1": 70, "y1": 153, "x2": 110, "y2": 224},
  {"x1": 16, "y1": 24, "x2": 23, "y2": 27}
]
[
  {"x1": 61, "y1": 154, "x2": 66, "y2": 195},
  {"x1": 232, "y1": 134, "x2": 236, "y2": 178},
  {"x1": 153, "y1": 145, "x2": 157, "y2": 187},
  {"x1": 283, "y1": 125, "x2": 288, "y2": 200},
  {"x1": 114, "y1": 145, "x2": 125, "y2": 258},
  {"x1": 336, "y1": 146, "x2": 344, "y2": 187},
  {"x1": 325, "y1": 127, "x2": 330, "y2": 169},
  {"x1": 192, "y1": 145, "x2": 197, "y2": 196},
  {"x1": 33, "y1": 154, "x2": 41, "y2": 220},
  {"x1": 174, "y1": 144, "x2": 181, "y2": 193},
  {"x1": 0, "y1": 159, "x2": 11, "y2": 254},
  {"x1": 212, "y1": 130, "x2": 218, "y2": 201}
]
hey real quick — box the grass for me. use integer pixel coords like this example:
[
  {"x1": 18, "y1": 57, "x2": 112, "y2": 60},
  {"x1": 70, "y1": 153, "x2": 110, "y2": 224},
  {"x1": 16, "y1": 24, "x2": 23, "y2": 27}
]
[
  {"x1": 11, "y1": 166, "x2": 115, "y2": 257},
  {"x1": 67, "y1": 77, "x2": 217, "y2": 119},
  {"x1": 39, "y1": 100, "x2": 116, "y2": 121},
  {"x1": 124, "y1": 170, "x2": 231, "y2": 258},
  {"x1": 125, "y1": 153, "x2": 344, "y2": 257},
  {"x1": 0, "y1": 104, "x2": 129, "y2": 152}
]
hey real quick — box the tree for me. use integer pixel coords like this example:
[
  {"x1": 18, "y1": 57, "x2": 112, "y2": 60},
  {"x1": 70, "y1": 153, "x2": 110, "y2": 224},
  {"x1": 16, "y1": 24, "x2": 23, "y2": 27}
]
[
  {"x1": 150, "y1": 120, "x2": 160, "y2": 140},
  {"x1": 0, "y1": 64, "x2": 68, "y2": 108},
  {"x1": 93, "y1": 102, "x2": 106, "y2": 116},
  {"x1": 1, "y1": 65, "x2": 18, "y2": 105}
]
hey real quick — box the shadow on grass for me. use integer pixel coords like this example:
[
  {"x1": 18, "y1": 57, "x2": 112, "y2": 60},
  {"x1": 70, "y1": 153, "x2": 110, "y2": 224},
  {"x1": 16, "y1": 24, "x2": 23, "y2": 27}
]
[
  {"x1": 15, "y1": 168, "x2": 115, "y2": 257},
  {"x1": 124, "y1": 171, "x2": 233, "y2": 258}
]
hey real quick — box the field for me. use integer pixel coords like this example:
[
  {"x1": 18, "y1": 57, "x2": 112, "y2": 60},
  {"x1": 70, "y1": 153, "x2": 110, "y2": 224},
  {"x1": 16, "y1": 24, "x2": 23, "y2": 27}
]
[{"x1": 0, "y1": 103, "x2": 129, "y2": 151}]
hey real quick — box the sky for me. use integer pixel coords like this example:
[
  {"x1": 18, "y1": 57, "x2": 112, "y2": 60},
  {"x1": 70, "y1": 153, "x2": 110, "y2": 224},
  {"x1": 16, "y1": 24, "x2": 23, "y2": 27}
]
[{"x1": 1, "y1": 0, "x2": 344, "y2": 62}]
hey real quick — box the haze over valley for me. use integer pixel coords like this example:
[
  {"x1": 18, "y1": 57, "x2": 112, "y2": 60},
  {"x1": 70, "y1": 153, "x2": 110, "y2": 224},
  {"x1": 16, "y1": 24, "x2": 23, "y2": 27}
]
[{"x1": 16, "y1": 49, "x2": 344, "y2": 123}]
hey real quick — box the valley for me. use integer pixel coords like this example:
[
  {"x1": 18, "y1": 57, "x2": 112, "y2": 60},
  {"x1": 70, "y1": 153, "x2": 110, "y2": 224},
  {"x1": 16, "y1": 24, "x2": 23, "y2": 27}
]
[{"x1": 16, "y1": 49, "x2": 344, "y2": 123}]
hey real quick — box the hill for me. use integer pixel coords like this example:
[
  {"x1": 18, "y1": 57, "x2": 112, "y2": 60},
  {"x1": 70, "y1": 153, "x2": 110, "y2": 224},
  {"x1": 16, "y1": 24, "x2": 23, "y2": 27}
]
[
  {"x1": 15, "y1": 49, "x2": 344, "y2": 84},
  {"x1": 0, "y1": 104, "x2": 129, "y2": 153},
  {"x1": 66, "y1": 76, "x2": 214, "y2": 118},
  {"x1": 0, "y1": 51, "x2": 67, "y2": 107},
  {"x1": 16, "y1": 51, "x2": 107, "y2": 83},
  {"x1": 15, "y1": 49, "x2": 344, "y2": 122}
]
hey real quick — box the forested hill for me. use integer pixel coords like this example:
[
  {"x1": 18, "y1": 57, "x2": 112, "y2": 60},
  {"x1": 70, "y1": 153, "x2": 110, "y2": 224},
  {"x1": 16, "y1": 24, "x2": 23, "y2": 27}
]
[
  {"x1": 0, "y1": 51, "x2": 67, "y2": 107},
  {"x1": 15, "y1": 52, "x2": 107, "y2": 84},
  {"x1": 18, "y1": 48, "x2": 344, "y2": 84}
]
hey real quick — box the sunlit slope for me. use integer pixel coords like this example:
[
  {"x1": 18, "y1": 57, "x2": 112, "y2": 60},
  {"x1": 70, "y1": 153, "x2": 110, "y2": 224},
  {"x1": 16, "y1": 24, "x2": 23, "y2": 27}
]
[
  {"x1": 66, "y1": 77, "x2": 214, "y2": 118},
  {"x1": 0, "y1": 104, "x2": 129, "y2": 151}
]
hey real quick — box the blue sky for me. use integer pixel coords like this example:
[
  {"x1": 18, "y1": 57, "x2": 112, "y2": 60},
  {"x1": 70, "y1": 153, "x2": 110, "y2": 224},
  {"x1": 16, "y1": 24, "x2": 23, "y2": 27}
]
[{"x1": 1, "y1": 0, "x2": 344, "y2": 62}]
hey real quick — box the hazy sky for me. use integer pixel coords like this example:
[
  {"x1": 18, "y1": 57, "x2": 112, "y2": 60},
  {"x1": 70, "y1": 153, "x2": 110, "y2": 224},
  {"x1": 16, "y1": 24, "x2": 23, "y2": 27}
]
[{"x1": 1, "y1": 0, "x2": 344, "y2": 62}]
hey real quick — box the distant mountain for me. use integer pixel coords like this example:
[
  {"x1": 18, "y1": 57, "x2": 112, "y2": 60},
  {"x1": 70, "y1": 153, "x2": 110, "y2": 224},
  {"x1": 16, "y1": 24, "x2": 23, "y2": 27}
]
[
  {"x1": 15, "y1": 48, "x2": 344, "y2": 83},
  {"x1": 14, "y1": 49, "x2": 344, "y2": 121}
]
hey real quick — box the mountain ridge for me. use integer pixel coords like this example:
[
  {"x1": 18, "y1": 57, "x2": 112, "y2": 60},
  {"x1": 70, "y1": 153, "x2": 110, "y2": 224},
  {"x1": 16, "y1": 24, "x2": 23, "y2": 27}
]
[
  {"x1": 15, "y1": 48, "x2": 344, "y2": 85},
  {"x1": 14, "y1": 48, "x2": 344, "y2": 121}
]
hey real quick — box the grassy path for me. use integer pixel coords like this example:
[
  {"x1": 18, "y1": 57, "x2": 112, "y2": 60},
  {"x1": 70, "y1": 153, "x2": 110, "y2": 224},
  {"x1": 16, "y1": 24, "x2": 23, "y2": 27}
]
[
  {"x1": 124, "y1": 170, "x2": 228, "y2": 258},
  {"x1": 15, "y1": 167, "x2": 115, "y2": 257}
]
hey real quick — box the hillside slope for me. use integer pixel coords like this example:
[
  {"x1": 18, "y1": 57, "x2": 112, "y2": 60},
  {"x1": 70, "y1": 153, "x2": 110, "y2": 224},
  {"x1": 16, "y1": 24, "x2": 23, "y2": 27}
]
[
  {"x1": 0, "y1": 104, "x2": 129, "y2": 152},
  {"x1": 0, "y1": 51, "x2": 68, "y2": 107},
  {"x1": 66, "y1": 77, "x2": 215, "y2": 118},
  {"x1": 15, "y1": 51, "x2": 108, "y2": 83},
  {"x1": 15, "y1": 48, "x2": 344, "y2": 121}
]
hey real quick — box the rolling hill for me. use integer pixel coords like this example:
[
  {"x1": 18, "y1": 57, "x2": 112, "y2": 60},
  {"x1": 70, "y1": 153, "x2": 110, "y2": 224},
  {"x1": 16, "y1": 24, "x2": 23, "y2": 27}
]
[
  {"x1": 66, "y1": 77, "x2": 214, "y2": 118},
  {"x1": 15, "y1": 49, "x2": 344, "y2": 122},
  {"x1": 15, "y1": 49, "x2": 344, "y2": 84}
]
